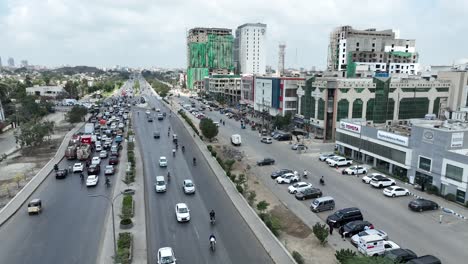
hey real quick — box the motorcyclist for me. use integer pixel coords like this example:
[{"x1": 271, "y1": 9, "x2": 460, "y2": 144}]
[
  {"x1": 209, "y1": 210, "x2": 216, "y2": 222},
  {"x1": 80, "y1": 173, "x2": 84, "y2": 180},
  {"x1": 303, "y1": 170, "x2": 308, "y2": 178},
  {"x1": 209, "y1": 234, "x2": 216, "y2": 248},
  {"x1": 320, "y1": 176, "x2": 325, "y2": 185},
  {"x1": 193, "y1": 157, "x2": 196, "y2": 166},
  {"x1": 182, "y1": 146, "x2": 185, "y2": 153},
  {"x1": 167, "y1": 171, "x2": 171, "y2": 181},
  {"x1": 105, "y1": 177, "x2": 110, "y2": 186},
  {"x1": 172, "y1": 149, "x2": 176, "y2": 156},
  {"x1": 54, "y1": 164, "x2": 59, "y2": 171},
  {"x1": 175, "y1": 143, "x2": 179, "y2": 150}
]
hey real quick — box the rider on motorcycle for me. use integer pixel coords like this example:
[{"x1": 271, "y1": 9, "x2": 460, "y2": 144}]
[
  {"x1": 172, "y1": 149, "x2": 176, "y2": 156},
  {"x1": 167, "y1": 171, "x2": 171, "y2": 181},
  {"x1": 209, "y1": 234, "x2": 216, "y2": 246},
  {"x1": 303, "y1": 170, "x2": 308, "y2": 178},
  {"x1": 320, "y1": 176, "x2": 325, "y2": 185},
  {"x1": 182, "y1": 146, "x2": 185, "y2": 153},
  {"x1": 193, "y1": 157, "x2": 196, "y2": 165},
  {"x1": 105, "y1": 177, "x2": 110, "y2": 186},
  {"x1": 209, "y1": 210, "x2": 216, "y2": 222}
]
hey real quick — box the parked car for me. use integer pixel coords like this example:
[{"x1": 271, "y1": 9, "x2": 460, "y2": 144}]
[
  {"x1": 87, "y1": 164, "x2": 100, "y2": 175},
  {"x1": 408, "y1": 199, "x2": 439, "y2": 212},
  {"x1": 328, "y1": 157, "x2": 353, "y2": 167},
  {"x1": 295, "y1": 187, "x2": 322, "y2": 200},
  {"x1": 406, "y1": 255, "x2": 441, "y2": 264},
  {"x1": 351, "y1": 229, "x2": 388, "y2": 246},
  {"x1": 291, "y1": 143, "x2": 308, "y2": 150},
  {"x1": 383, "y1": 186, "x2": 410, "y2": 197},
  {"x1": 325, "y1": 155, "x2": 341, "y2": 164},
  {"x1": 276, "y1": 173, "x2": 300, "y2": 184},
  {"x1": 339, "y1": 220, "x2": 374, "y2": 237},
  {"x1": 288, "y1": 182, "x2": 313, "y2": 194},
  {"x1": 257, "y1": 158, "x2": 275, "y2": 166},
  {"x1": 327, "y1": 207, "x2": 363, "y2": 228},
  {"x1": 319, "y1": 153, "x2": 336, "y2": 161},
  {"x1": 358, "y1": 235, "x2": 400, "y2": 256},
  {"x1": 271, "y1": 169, "x2": 293, "y2": 179},
  {"x1": 343, "y1": 165, "x2": 368, "y2": 175},
  {"x1": 383, "y1": 248, "x2": 418, "y2": 263},
  {"x1": 362, "y1": 173, "x2": 383, "y2": 184},
  {"x1": 275, "y1": 133, "x2": 292, "y2": 141},
  {"x1": 370, "y1": 175, "x2": 396, "y2": 188},
  {"x1": 55, "y1": 169, "x2": 68, "y2": 179},
  {"x1": 104, "y1": 165, "x2": 115, "y2": 175},
  {"x1": 260, "y1": 137, "x2": 273, "y2": 144}
]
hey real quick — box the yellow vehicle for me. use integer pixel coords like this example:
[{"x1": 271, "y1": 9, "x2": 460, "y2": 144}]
[{"x1": 27, "y1": 199, "x2": 42, "y2": 215}]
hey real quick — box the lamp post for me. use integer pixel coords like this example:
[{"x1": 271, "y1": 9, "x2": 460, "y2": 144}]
[{"x1": 89, "y1": 192, "x2": 124, "y2": 262}]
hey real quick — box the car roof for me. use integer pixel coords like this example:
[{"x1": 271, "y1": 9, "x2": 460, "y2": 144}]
[
  {"x1": 184, "y1": 179, "x2": 193, "y2": 183},
  {"x1": 176, "y1": 203, "x2": 187, "y2": 208},
  {"x1": 160, "y1": 156, "x2": 166, "y2": 159},
  {"x1": 158, "y1": 247, "x2": 173, "y2": 256}
]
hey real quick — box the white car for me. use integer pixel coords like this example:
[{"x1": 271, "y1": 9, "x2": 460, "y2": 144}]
[
  {"x1": 99, "y1": 150, "x2": 108, "y2": 158},
  {"x1": 157, "y1": 247, "x2": 176, "y2": 264},
  {"x1": 288, "y1": 182, "x2": 313, "y2": 194},
  {"x1": 104, "y1": 165, "x2": 115, "y2": 175},
  {"x1": 325, "y1": 155, "x2": 341, "y2": 163},
  {"x1": 370, "y1": 176, "x2": 396, "y2": 188},
  {"x1": 73, "y1": 163, "x2": 84, "y2": 173},
  {"x1": 383, "y1": 186, "x2": 410, "y2": 197},
  {"x1": 146, "y1": 110, "x2": 151, "y2": 115},
  {"x1": 175, "y1": 203, "x2": 190, "y2": 222},
  {"x1": 276, "y1": 173, "x2": 300, "y2": 184},
  {"x1": 159, "y1": 156, "x2": 168, "y2": 167},
  {"x1": 118, "y1": 123, "x2": 124, "y2": 129},
  {"x1": 156, "y1": 108, "x2": 161, "y2": 112},
  {"x1": 95, "y1": 144, "x2": 102, "y2": 152},
  {"x1": 351, "y1": 229, "x2": 388, "y2": 246},
  {"x1": 182, "y1": 179, "x2": 195, "y2": 194},
  {"x1": 343, "y1": 165, "x2": 368, "y2": 175},
  {"x1": 91, "y1": 156, "x2": 101, "y2": 165},
  {"x1": 86, "y1": 175, "x2": 99, "y2": 187},
  {"x1": 319, "y1": 153, "x2": 336, "y2": 162},
  {"x1": 362, "y1": 173, "x2": 384, "y2": 184}
]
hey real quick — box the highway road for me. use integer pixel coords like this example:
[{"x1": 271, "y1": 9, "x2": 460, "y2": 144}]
[
  {"x1": 136, "y1": 78, "x2": 273, "y2": 264},
  {"x1": 0, "y1": 81, "x2": 133, "y2": 264},
  {"x1": 176, "y1": 95, "x2": 468, "y2": 264}
]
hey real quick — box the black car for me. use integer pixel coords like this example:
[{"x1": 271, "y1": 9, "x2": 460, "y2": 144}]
[
  {"x1": 295, "y1": 187, "x2": 322, "y2": 200},
  {"x1": 257, "y1": 158, "x2": 275, "y2": 166},
  {"x1": 153, "y1": 131, "x2": 160, "y2": 139},
  {"x1": 147, "y1": 118, "x2": 153, "y2": 122},
  {"x1": 109, "y1": 157, "x2": 119, "y2": 165},
  {"x1": 406, "y1": 255, "x2": 441, "y2": 264},
  {"x1": 55, "y1": 169, "x2": 68, "y2": 179},
  {"x1": 383, "y1": 248, "x2": 418, "y2": 263},
  {"x1": 87, "y1": 164, "x2": 100, "y2": 175},
  {"x1": 339, "y1": 220, "x2": 374, "y2": 237},
  {"x1": 408, "y1": 198, "x2": 439, "y2": 212},
  {"x1": 275, "y1": 133, "x2": 292, "y2": 141},
  {"x1": 271, "y1": 169, "x2": 293, "y2": 179},
  {"x1": 327, "y1": 207, "x2": 363, "y2": 228}
]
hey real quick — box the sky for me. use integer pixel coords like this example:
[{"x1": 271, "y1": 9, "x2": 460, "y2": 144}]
[{"x1": 0, "y1": 0, "x2": 467, "y2": 69}]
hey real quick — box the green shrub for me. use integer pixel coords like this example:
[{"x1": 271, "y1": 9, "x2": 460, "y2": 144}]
[
  {"x1": 426, "y1": 185, "x2": 439, "y2": 195},
  {"x1": 292, "y1": 251, "x2": 305, "y2": 264},
  {"x1": 257, "y1": 200, "x2": 269, "y2": 214},
  {"x1": 444, "y1": 193, "x2": 456, "y2": 202},
  {"x1": 211, "y1": 151, "x2": 217, "y2": 158},
  {"x1": 121, "y1": 195, "x2": 133, "y2": 219},
  {"x1": 127, "y1": 142, "x2": 134, "y2": 151},
  {"x1": 116, "y1": 232, "x2": 132, "y2": 264},
  {"x1": 335, "y1": 249, "x2": 356, "y2": 264},
  {"x1": 465, "y1": 201, "x2": 468, "y2": 208},
  {"x1": 226, "y1": 171, "x2": 231, "y2": 177},
  {"x1": 216, "y1": 157, "x2": 224, "y2": 168},
  {"x1": 224, "y1": 159, "x2": 235, "y2": 172},
  {"x1": 207, "y1": 145, "x2": 213, "y2": 152},
  {"x1": 312, "y1": 222, "x2": 329, "y2": 245},
  {"x1": 120, "y1": 218, "x2": 132, "y2": 225},
  {"x1": 236, "y1": 184, "x2": 244, "y2": 194},
  {"x1": 127, "y1": 151, "x2": 135, "y2": 164},
  {"x1": 263, "y1": 213, "x2": 281, "y2": 237},
  {"x1": 247, "y1": 190, "x2": 257, "y2": 206},
  {"x1": 229, "y1": 173, "x2": 237, "y2": 182}
]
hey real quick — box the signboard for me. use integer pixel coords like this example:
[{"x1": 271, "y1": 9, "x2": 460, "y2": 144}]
[
  {"x1": 377, "y1": 131, "x2": 409, "y2": 146},
  {"x1": 422, "y1": 129, "x2": 434, "y2": 144},
  {"x1": 339, "y1": 121, "x2": 361, "y2": 133},
  {"x1": 451, "y1": 132, "x2": 464, "y2": 148}
]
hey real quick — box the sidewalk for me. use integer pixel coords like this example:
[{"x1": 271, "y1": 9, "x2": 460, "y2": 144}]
[{"x1": 97, "y1": 116, "x2": 147, "y2": 264}]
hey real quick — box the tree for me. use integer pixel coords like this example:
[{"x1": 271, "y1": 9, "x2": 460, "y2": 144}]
[
  {"x1": 64, "y1": 81, "x2": 79, "y2": 98},
  {"x1": 14, "y1": 121, "x2": 54, "y2": 147},
  {"x1": 14, "y1": 173, "x2": 24, "y2": 189},
  {"x1": 335, "y1": 249, "x2": 357, "y2": 264},
  {"x1": 273, "y1": 112, "x2": 293, "y2": 130},
  {"x1": 24, "y1": 75, "x2": 33, "y2": 87},
  {"x1": 66, "y1": 105, "x2": 88, "y2": 123},
  {"x1": 256, "y1": 200, "x2": 269, "y2": 214},
  {"x1": 312, "y1": 222, "x2": 329, "y2": 245},
  {"x1": 199, "y1": 118, "x2": 218, "y2": 141}
]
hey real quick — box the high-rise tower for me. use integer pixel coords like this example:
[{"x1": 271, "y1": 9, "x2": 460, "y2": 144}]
[{"x1": 278, "y1": 43, "x2": 286, "y2": 76}]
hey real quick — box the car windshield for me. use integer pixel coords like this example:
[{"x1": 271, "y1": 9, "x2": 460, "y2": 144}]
[
  {"x1": 185, "y1": 182, "x2": 193, "y2": 187},
  {"x1": 312, "y1": 200, "x2": 320, "y2": 205},
  {"x1": 106, "y1": 166, "x2": 113, "y2": 170},
  {"x1": 178, "y1": 207, "x2": 188, "y2": 213},
  {"x1": 157, "y1": 181, "x2": 165, "y2": 186}
]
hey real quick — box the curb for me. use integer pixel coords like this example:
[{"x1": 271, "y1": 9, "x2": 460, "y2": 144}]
[
  {"x1": 162, "y1": 96, "x2": 296, "y2": 264},
  {"x1": 0, "y1": 121, "x2": 85, "y2": 226}
]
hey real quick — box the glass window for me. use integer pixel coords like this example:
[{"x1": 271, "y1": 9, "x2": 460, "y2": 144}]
[
  {"x1": 418, "y1": 157, "x2": 431, "y2": 172},
  {"x1": 446, "y1": 164, "x2": 463, "y2": 182},
  {"x1": 352, "y1": 99, "x2": 363, "y2": 118},
  {"x1": 337, "y1": 99, "x2": 349, "y2": 121}
]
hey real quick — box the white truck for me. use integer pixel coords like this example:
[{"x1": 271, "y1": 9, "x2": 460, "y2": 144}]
[
  {"x1": 231, "y1": 134, "x2": 241, "y2": 146},
  {"x1": 84, "y1": 123, "x2": 94, "y2": 134},
  {"x1": 327, "y1": 157, "x2": 353, "y2": 167}
]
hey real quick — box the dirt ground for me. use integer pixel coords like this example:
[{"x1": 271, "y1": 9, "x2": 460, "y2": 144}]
[{"x1": 211, "y1": 143, "x2": 337, "y2": 264}]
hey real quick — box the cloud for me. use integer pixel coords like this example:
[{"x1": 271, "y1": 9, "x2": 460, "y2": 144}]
[{"x1": 0, "y1": 0, "x2": 466, "y2": 68}]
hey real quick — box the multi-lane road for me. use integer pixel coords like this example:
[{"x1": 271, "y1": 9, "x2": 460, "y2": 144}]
[
  {"x1": 137, "y1": 79, "x2": 273, "y2": 263},
  {"x1": 176, "y1": 94, "x2": 468, "y2": 264}
]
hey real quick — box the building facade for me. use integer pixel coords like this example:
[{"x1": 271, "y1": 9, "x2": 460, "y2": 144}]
[
  {"x1": 297, "y1": 76, "x2": 451, "y2": 140},
  {"x1": 205, "y1": 75, "x2": 242, "y2": 105},
  {"x1": 234, "y1": 23, "x2": 267, "y2": 75},
  {"x1": 327, "y1": 26, "x2": 419, "y2": 77},
  {"x1": 26, "y1": 86, "x2": 66, "y2": 97},
  {"x1": 240, "y1": 75, "x2": 255, "y2": 108},
  {"x1": 254, "y1": 77, "x2": 304, "y2": 117},
  {"x1": 186, "y1": 27, "x2": 234, "y2": 89},
  {"x1": 437, "y1": 70, "x2": 468, "y2": 112},
  {"x1": 335, "y1": 118, "x2": 468, "y2": 204}
]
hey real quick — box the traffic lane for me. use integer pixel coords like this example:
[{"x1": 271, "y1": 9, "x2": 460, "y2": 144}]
[
  {"x1": 0, "y1": 153, "x2": 113, "y2": 264},
  {"x1": 207, "y1": 110, "x2": 466, "y2": 263},
  {"x1": 138, "y1": 96, "x2": 273, "y2": 263}
]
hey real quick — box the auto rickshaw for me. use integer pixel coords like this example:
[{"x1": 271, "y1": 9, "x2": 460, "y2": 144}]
[{"x1": 27, "y1": 199, "x2": 42, "y2": 215}]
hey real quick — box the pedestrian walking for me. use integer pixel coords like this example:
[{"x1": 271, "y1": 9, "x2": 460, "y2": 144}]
[
  {"x1": 328, "y1": 222, "x2": 333, "y2": 235},
  {"x1": 340, "y1": 226, "x2": 345, "y2": 240},
  {"x1": 439, "y1": 214, "x2": 443, "y2": 224}
]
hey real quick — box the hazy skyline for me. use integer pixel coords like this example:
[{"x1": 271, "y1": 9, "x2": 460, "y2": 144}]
[{"x1": 1, "y1": 0, "x2": 467, "y2": 69}]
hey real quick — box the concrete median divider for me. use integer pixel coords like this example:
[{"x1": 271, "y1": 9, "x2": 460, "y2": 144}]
[{"x1": 0, "y1": 122, "x2": 84, "y2": 226}]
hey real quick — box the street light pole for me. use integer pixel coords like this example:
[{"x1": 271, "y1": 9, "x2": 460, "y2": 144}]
[{"x1": 89, "y1": 192, "x2": 124, "y2": 263}]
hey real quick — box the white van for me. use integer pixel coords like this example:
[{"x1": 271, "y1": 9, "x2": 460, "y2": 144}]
[
  {"x1": 358, "y1": 234, "x2": 400, "y2": 256},
  {"x1": 154, "y1": 176, "x2": 166, "y2": 193},
  {"x1": 231, "y1": 134, "x2": 241, "y2": 146}
]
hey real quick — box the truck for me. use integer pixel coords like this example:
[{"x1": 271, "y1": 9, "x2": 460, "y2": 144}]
[
  {"x1": 231, "y1": 134, "x2": 242, "y2": 146},
  {"x1": 64, "y1": 146, "x2": 77, "y2": 160},
  {"x1": 80, "y1": 135, "x2": 93, "y2": 145},
  {"x1": 327, "y1": 157, "x2": 353, "y2": 167},
  {"x1": 77, "y1": 144, "x2": 92, "y2": 160},
  {"x1": 84, "y1": 123, "x2": 94, "y2": 134}
]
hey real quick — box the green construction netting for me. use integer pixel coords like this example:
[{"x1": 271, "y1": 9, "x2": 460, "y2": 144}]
[
  {"x1": 187, "y1": 68, "x2": 209, "y2": 89},
  {"x1": 207, "y1": 34, "x2": 234, "y2": 70},
  {"x1": 189, "y1": 43, "x2": 207, "y2": 68},
  {"x1": 346, "y1": 52, "x2": 356, "y2": 77},
  {"x1": 390, "y1": 51, "x2": 412, "y2": 58}
]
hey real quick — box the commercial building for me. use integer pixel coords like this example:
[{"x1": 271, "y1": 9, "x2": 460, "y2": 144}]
[
  {"x1": 296, "y1": 76, "x2": 450, "y2": 140},
  {"x1": 254, "y1": 77, "x2": 305, "y2": 117},
  {"x1": 0, "y1": 100, "x2": 5, "y2": 122},
  {"x1": 234, "y1": 23, "x2": 267, "y2": 75},
  {"x1": 240, "y1": 75, "x2": 255, "y2": 108},
  {"x1": 335, "y1": 118, "x2": 468, "y2": 204},
  {"x1": 186, "y1": 27, "x2": 234, "y2": 90},
  {"x1": 327, "y1": 26, "x2": 419, "y2": 77},
  {"x1": 437, "y1": 70, "x2": 468, "y2": 112},
  {"x1": 26, "y1": 86, "x2": 66, "y2": 98},
  {"x1": 205, "y1": 74, "x2": 242, "y2": 105}
]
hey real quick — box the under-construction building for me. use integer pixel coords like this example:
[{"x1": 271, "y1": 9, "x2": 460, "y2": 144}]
[{"x1": 187, "y1": 27, "x2": 234, "y2": 89}]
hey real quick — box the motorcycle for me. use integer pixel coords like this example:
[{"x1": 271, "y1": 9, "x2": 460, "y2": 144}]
[
  {"x1": 320, "y1": 178, "x2": 325, "y2": 186},
  {"x1": 210, "y1": 239, "x2": 216, "y2": 252}
]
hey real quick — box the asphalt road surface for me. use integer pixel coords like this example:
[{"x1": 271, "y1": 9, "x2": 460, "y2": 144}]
[
  {"x1": 0, "y1": 81, "x2": 133, "y2": 264},
  {"x1": 179, "y1": 95, "x2": 468, "y2": 264},
  {"x1": 136, "y1": 80, "x2": 273, "y2": 264}
]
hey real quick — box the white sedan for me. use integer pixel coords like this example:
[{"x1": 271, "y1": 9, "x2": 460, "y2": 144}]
[
  {"x1": 370, "y1": 176, "x2": 396, "y2": 188},
  {"x1": 91, "y1": 156, "x2": 101, "y2": 165},
  {"x1": 86, "y1": 175, "x2": 99, "y2": 187},
  {"x1": 104, "y1": 165, "x2": 115, "y2": 175},
  {"x1": 276, "y1": 173, "x2": 300, "y2": 184},
  {"x1": 157, "y1": 247, "x2": 176, "y2": 264},
  {"x1": 99, "y1": 150, "x2": 108, "y2": 158},
  {"x1": 362, "y1": 173, "x2": 384, "y2": 184},
  {"x1": 343, "y1": 165, "x2": 368, "y2": 175},
  {"x1": 182, "y1": 180, "x2": 195, "y2": 194},
  {"x1": 175, "y1": 203, "x2": 190, "y2": 222},
  {"x1": 72, "y1": 163, "x2": 84, "y2": 173},
  {"x1": 288, "y1": 182, "x2": 312, "y2": 194},
  {"x1": 383, "y1": 186, "x2": 410, "y2": 197},
  {"x1": 159, "y1": 156, "x2": 168, "y2": 167}
]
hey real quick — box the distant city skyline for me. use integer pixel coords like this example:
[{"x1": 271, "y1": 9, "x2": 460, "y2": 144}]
[{"x1": 1, "y1": 0, "x2": 468, "y2": 68}]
